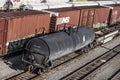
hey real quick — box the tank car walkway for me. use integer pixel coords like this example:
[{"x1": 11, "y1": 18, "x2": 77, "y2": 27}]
[{"x1": 0, "y1": 36, "x2": 120, "y2": 80}]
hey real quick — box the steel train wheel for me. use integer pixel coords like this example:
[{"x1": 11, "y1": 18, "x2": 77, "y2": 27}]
[
  {"x1": 28, "y1": 65, "x2": 34, "y2": 72},
  {"x1": 37, "y1": 68, "x2": 42, "y2": 74}
]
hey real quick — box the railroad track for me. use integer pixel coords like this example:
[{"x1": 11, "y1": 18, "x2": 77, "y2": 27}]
[
  {"x1": 6, "y1": 44, "x2": 120, "y2": 80},
  {"x1": 60, "y1": 44, "x2": 120, "y2": 80},
  {"x1": 31, "y1": 45, "x2": 120, "y2": 80},
  {"x1": 110, "y1": 72, "x2": 120, "y2": 80},
  {"x1": 6, "y1": 38, "x2": 100, "y2": 80},
  {"x1": 6, "y1": 71, "x2": 37, "y2": 80},
  {"x1": 6, "y1": 39, "x2": 120, "y2": 80},
  {"x1": 108, "y1": 69, "x2": 120, "y2": 80},
  {"x1": 5, "y1": 67, "x2": 34, "y2": 80},
  {"x1": 6, "y1": 47, "x2": 90, "y2": 80}
]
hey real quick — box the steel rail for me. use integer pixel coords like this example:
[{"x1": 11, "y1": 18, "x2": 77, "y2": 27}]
[
  {"x1": 108, "y1": 68, "x2": 120, "y2": 80},
  {"x1": 6, "y1": 29, "x2": 120, "y2": 80},
  {"x1": 60, "y1": 44, "x2": 120, "y2": 80}
]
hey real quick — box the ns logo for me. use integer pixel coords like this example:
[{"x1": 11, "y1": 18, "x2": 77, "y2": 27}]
[{"x1": 56, "y1": 17, "x2": 70, "y2": 25}]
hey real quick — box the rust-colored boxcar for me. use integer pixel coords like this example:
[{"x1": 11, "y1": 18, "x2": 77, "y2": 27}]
[
  {"x1": 47, "y1": 8, "x2": 81, "y2": 31},
  {"x1": 0, "y1": 10, "x2": 50, "y2": 55},
  {"x1": 47, "y1": 6, "x2": 111, "y2": 31}
]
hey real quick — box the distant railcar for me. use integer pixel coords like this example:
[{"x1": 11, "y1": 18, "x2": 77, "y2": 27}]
[{"x1": 46, "y1": 5, "x2": 119, "y2": 31}]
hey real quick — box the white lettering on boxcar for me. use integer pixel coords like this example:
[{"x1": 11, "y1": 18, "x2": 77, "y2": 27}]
[{"x1": 56, "y1": 17, "x2": 70, "y2": 25}]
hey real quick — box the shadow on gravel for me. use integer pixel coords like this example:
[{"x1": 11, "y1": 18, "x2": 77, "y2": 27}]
[
  {"x1": 2, "y1": 48, "x2": 85, "y2": 72},
  {"x1": 3, "y1": 51, "x2": 27, "y2": 71}
]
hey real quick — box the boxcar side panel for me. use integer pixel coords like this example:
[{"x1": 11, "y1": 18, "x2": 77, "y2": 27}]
[
  {"x1": 111, "y1": 5, "x2": 120, "y2": 24},
  {"x1": 0, "y1": 19, "x2": 7, "y2": 55},
  {"x1": 7, "y1": 14, "x2": 50, "y2": 42},
  {"x1": 55, "y1": 10, "x2": 80, "y2": 30},
  {"x1": 93, "y1": 7, "x2": 109, "y2": 28}
]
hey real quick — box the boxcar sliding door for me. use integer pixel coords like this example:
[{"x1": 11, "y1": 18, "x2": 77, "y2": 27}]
[{"x1": 80, "y1": 9, "x2": 95, "y2": 27}]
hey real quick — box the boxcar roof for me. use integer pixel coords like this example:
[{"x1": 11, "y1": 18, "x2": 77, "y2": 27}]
[{"x1": 0, "y1": 10, "x2": 49, "y2": 19}]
